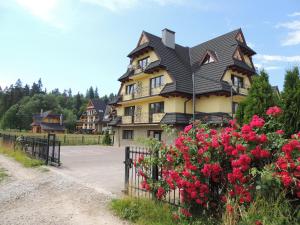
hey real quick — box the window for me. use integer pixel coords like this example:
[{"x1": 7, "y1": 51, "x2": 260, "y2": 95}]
[
  {"x1": 231, "y1": 75, "x2": 244, "y2": 88},
  {"x1": 138, "y1": 57, "x2": 149, "y2": 70},
  {"x1": 232, "y1": 102, "x2": 239, "y2": 114},
  {"x1": 123, "y1": 130, "x2": 133, "y2": 139},
  {"x1": 202, "y1": 54, "x2": 215, "y2": 64},
  {"x1": 147, "y1": 130, "x2": 162, "y2": 141},
  {"x1": 124, "y1": 106, "x2": 135, "y2": 116},
  {"x1": 150, "y1": 76, "x2": 164, "y2": 89},
  {"x1": 125, "y1": 84, "x2": 135, "y2": 94},
  {"x1": 149, "y1": 102, "x2": 164, "y2": 114}
]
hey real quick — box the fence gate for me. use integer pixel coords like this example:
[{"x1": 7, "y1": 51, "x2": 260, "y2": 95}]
[
  {"x1": 124, "y1": 146, "x2": 181, "y2": 207},
  {"x1": 47, "y1": 133, "x2": 61, "y2": 166}
]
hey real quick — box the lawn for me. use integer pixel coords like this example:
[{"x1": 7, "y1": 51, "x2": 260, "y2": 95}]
[
  {"x1": 0, "y1": 130, "x2": 106, "y2": 146},
  {"x1": 0, "y1": 145, "x2": 44, "y2": 167}
]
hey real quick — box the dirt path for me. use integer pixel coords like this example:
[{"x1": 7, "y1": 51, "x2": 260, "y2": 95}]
[{"x1": 0, "y1": 155, "x2": 128, "y2": 225}]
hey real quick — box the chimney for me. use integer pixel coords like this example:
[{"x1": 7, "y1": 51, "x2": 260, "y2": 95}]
[
  {"x1": 60, "y1": 114, "x2": 63, "y2": 126},
  {"x1": 162, "y1": 28, "x2": 175, "y2": 49}
]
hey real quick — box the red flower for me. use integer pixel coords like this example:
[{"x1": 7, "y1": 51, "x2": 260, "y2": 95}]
[
  {"x1": 276, "y1": 129, "x2": 284, "y2": 135},
  {"x1": 184, "y1": 124, "x2": 193, "y2": 133},
  {"x1": 255, "y1": 220, "x2": 263, "y2": 225},
  {"x1": 266, "y1": 106, "x2": 282, "y2": 117},
  {"x1": 156, "y1": 187, "x2": 165, "y2": 199},
  {"x1": 226, "y1": 204, "x2": 234, "y2": 214},
  {"x1": 250, "y1": 115, "x2": 265, "y2": 128}
]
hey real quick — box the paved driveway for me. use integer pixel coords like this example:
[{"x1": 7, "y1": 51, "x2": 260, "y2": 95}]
[{"x1": 56, "y1": 145, "x2": 125, "y2": 195}]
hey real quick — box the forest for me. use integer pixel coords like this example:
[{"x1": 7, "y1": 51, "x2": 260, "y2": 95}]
[{"x1": 0, "y1": 78, "x2": 115, "y2": 132}]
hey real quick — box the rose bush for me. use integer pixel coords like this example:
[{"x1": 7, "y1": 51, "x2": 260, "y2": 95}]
[{"x1": 135, "y1": 106, "x2": 300, "y2": 219}]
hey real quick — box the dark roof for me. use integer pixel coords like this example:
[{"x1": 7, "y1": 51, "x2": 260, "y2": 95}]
[
  {"x1": 107, "y1": 116, "x2": 121, "y2": 126},
  {"x1": 90, "y1": 99, "x2": 107, "y2": 121},
  {"x1": 118, "y1": 28, "x2": 256, "y2": 96},
  {"x1": 40, "y1": 123, "x2": 65, "y2": 131}
]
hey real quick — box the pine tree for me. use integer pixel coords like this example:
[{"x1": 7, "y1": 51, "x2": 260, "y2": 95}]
[
  {"x1": 87, "y1": 86, "x2": 95, "y2": 99},
  {"x1": 282, "y1": 66, "x2": 300, "y2": 136},
  {"x1": 95, "y1": 87, "x2": 99, "y2": 99},
  {"x1": 236, "y1": 69, "x2": 278, "y2": 123}
]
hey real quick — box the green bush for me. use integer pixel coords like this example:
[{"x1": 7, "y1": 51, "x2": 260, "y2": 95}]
[{"x1": 102, "y1": 131, "x2": 112, "y2": 145}]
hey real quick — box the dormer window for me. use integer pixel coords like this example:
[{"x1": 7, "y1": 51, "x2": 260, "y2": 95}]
[
  {"x1": 138, "y1": 57, "x2": 149, "y2": 70},
  {"x1": 201, "y1": 50, "x2": 217, "y2": 65}
]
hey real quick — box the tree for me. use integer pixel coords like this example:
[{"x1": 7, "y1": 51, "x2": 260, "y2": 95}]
[
  {"x1": 236, "y1": 70, "x2": 279, "y2": 123},
  {"x1": 63, "y1": 109, "x2": 77, "y2": 133},
  {"x1": 282, "y1": 67, "x2": 300, "y2": 136},
  {"x1": 1, "y1": 104, "x2": 19, "y2": 129},
  {"x1": 95, "y1": 87, "x2": 99, "y2": 99},
  {"x1": 87, "y1": 86, "x2": 95, "y2": 99}
]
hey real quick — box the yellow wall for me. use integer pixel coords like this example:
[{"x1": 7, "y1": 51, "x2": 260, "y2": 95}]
[
  {"x1": 132, "y1": 51, "x2": 159, "y2": 68},
  {"x1": 195, "y1": 95, "x2": 231, "y2": 114},
  {"x1": 222, "y1": 69, "x2": 251, "y2": 88},
  {"x1": 243, "y1": 55, "x2": 253, "y2": 68}
]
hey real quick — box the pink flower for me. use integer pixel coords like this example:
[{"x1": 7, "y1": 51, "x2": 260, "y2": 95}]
[
  {"x1": 276, "y1": 130, "x2": 284, "y2": 135},
  {"x1": 184, "y1": 124, "x2": 193, "y2": 133},
  {"x1": 266, "y1": 106, "x2": 282, "y2": 117},
  {"x1": 250, "y1": 115, "x2": 265, "y2": 128}
]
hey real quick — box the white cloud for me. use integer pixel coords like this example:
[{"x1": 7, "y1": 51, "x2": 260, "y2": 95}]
[
  {"x1": 15, "y1": 0, "x2": 64, "y2": 28},
  {"x1": 247, "y1": 42, "x2": 255, "y2": 48},
  {"x1": 276, "y1": 20, "x2": 300, "y2": 46},
  {"x1": 256, "y1": 54, "x2": 300, "y2": 63},
  {"x1": 289, "y1": 12, "x2": 300, "y2": 17}
]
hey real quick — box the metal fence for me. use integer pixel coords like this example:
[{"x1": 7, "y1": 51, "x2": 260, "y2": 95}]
[
  {"x1": 0, "y1": 133, "x2": 61, "y2": 166},
  {"x1": 124, "y1": 146, "x2": 181, "y2": 207}
]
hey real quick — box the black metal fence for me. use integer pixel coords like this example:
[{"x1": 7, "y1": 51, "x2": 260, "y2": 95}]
[
  {"x1": 0, "y1": 133, "x2": 61, "y2": 166},
  {"x1": 124, "y1": 146, "x2": 181, "y2": 207}
]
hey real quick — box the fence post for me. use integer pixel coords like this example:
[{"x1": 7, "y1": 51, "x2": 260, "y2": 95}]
[
  {"x1": 98, "y1": 135, "x2": 100, "y2": 144},
  {"x1": 46, "y1": 134, "x2": 50, "y2": 165},
  {"x1": 124, "y1": 146, "x2": 130, "y2": 194},
  {"x1": 64, "y1": 135, "x2": 66, "y2": 144},
  {"x1": 151, "y1": 150, "x2": 159, "y2": 181},
  {"x1": 58, "y1": 141, "x2": 61, "y2": 166}
]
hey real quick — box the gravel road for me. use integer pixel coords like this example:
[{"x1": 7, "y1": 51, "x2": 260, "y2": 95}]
[{"x1": 0, "y1": 154, "x2": 128, "y2": 225}]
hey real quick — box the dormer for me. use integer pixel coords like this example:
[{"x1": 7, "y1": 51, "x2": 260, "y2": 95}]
[{"x1": 201, "y1": 50, "x2": 217, "y2": 65}]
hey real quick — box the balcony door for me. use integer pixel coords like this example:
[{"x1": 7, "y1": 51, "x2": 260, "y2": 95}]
[{"x1": 149, "y1": 102, "x2": 164, "y2": 123}]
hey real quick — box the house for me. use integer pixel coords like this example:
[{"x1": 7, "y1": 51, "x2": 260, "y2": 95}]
[
  {"x1": 77, "y1": 99, "x2": 107, "y2": 133},
  {"x1": 31, "y1": 111, "x2": 65, "y2": 133},
  {"x1": 108, "y1": 28, "x2": 256, "y2": 146}
]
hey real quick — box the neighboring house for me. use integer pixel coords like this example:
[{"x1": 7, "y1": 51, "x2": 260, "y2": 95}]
[
  {"x1": 108, "y1": 28, "x2": 256, "y2": 146},
  {"x1": 77, "y1": 99, "x2": 107, "y2": 133},
  {"x1": 31, "y1": 111, "x2": 65, "y2": 133}
]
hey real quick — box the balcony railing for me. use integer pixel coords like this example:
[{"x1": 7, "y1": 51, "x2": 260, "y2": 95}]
[
  {"x1": 122, "y1": 85, "x2": 165, "y2": 101},
  {"x1": 121, "y1": 112, "x2": 165, "y2": 124},
  {"x1": 232, "y1": 84, "x2": 250, "y2": 95}
]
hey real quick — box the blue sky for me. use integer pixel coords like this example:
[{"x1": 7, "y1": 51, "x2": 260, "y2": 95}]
[{"x1": 0, "y1": 0, "x2": 300, "y2": 96}]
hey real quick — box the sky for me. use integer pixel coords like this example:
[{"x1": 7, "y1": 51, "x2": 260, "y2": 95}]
[{"x1": 0, "y1": 0, "x2": 300, "y2": 96}]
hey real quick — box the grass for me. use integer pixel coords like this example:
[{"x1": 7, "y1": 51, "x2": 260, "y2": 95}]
[
  {"x1": 0, "y1": 167, "x2": 8, "y2": 182},
  {"x1": 0, "y1": 130, "x2": 105, "y2": 146},
  {"x1": 111, "y1": 195, "x2": 299, "y2": 225},
  {"x1": 0, "y1": 145, "x2": 44, "y2": 167},
  {"x1": 110, "y1": 197, "x2": 217, "y2": 225}
]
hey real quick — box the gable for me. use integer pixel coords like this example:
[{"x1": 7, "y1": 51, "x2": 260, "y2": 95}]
[
  {"x1": 235, "y1": 32, "x2": 244, "y2": 43},
  {"x1": 137, "y1": 33, "x2": 149, "y2": 46},
  {"x1": 87, "y1": 100, "x2": 94, "y2": 108},
  {"x1": 233, "y1": 48, "x2": 243, "y2": 61}
]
